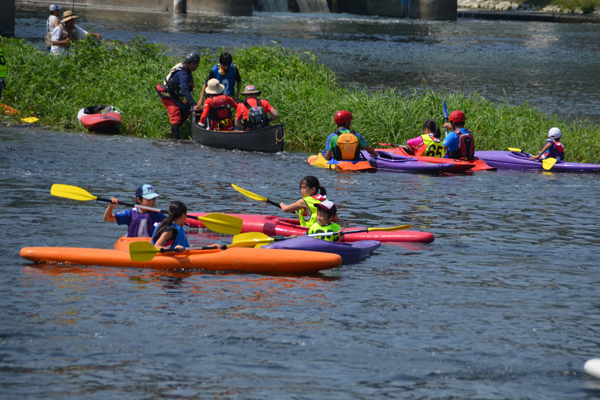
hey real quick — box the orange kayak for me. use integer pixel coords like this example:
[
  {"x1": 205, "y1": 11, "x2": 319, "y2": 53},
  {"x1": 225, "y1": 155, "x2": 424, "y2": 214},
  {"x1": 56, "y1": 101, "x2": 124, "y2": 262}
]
[
  {"x1": 307, "y1": 152, "x2": 376, "y2": 172},
  {"x1": 376, "y1": 146, "x2": 495, "y2": 172},
  {"x1": 20, "y1": 237, "x2": 342, "y2": 274}
]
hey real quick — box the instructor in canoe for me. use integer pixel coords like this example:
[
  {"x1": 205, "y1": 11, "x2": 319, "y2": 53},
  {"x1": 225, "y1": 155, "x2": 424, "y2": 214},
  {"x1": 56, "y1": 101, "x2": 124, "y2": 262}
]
[
  {"x1": 235, "y1": 85, "x2": 279, "y2": 131},
  {"x1": 325, "y1": 111, "x2": 378, "y2": 161},
  {"x1": 156, "y1": 52, "x2": 202, "y2": 140}
]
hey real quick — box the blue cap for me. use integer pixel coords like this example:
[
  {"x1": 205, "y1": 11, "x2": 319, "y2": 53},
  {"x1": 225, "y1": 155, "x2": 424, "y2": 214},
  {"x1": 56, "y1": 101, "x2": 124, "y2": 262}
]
[
  {"x1": 136, "y1": 184, "x2": 159, "y2": 200},
  {"x1": 49, "y1": 4, "x2": 62, "y2": 11}
]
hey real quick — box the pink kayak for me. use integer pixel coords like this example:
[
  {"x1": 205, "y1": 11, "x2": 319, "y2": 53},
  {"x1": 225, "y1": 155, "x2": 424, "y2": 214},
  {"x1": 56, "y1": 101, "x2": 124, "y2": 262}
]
[{"x1": 186, "y1": 213, "x2": 434, "y2": 243}]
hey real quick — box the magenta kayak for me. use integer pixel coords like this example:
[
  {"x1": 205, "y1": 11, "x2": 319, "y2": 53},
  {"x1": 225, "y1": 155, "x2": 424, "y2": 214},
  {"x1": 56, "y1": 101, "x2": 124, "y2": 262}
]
[{"x1": 187, "y1": 213, "x2": 434, "y2": 243}]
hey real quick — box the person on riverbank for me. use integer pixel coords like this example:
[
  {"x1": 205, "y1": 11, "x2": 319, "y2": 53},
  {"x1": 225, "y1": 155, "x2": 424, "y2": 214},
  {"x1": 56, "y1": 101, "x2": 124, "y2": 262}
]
[
  {"x1": 234, "y1": 85, "x2": 279, "y2": 130},
  {"x1": 103, "y1": 184, "x2": 166, "y2": 238},
  {"x1": 406, "y1": 119, "x2": 444, "y2": 157},
  {"x1": 0, "y1": 46, "x2": 6, "y2": 101},
  {"x1": 50, "y1": 10, "x2": 101, "y2": 55},
  {"x1": 198, "y1": 78, "x2": 237, "y2": 131},
  {"x1": 308, "y1": 200, "x2": 342, "y2": 242},
  {"x1": 325, "y1": 110, "x2": 378, "y2": 161},
  {"x1": 156, "y1": 52, "x2": 202, "y2": 139},
  {"x1": 280, "y1": 176, "x2": 336, "y2": 228},
  {"x1": 199, "y1": 52, "x2": 242, "y2": 104},
  {"x1": 530, "y1": 127, "x2": 565, "y2": 162},
  {"x1": 152, "y1": 201, "x2": 190, "y2": 252},
  {"x1": 442, "y1": 110, "x2": 475, "y2": 160},
  {"x1": 45, "y1": 4, "x2": 61, "y2": 52}
]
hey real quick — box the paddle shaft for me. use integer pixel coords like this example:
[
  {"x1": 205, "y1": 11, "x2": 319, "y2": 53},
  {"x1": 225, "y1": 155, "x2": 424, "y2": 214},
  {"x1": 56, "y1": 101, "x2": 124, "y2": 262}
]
[
  {"x1": 158, "y1": 245, "x2": 225, "y2": 253},
  {"x1": 98, "y1": 197, "x2": 197, "y2": 221},
  {"x1": 443, "y1": 100, "x2": 449, "y2": 138}
]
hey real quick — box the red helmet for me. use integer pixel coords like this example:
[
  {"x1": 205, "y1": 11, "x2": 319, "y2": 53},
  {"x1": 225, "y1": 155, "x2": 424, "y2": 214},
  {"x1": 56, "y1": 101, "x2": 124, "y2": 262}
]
[
  {"x1": 334, "y1": 110, "x2": 353, "y2": 125},
  {"x1": 449, "y1": 110, "x2": 466, "y2": 123}
]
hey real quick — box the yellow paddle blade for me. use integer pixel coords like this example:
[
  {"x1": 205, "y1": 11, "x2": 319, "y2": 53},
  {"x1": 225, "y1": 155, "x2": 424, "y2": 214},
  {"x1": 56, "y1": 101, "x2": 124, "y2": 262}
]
[
  {"x1": 367, "y1": 225, "x2": 411, "y2": 232},
  {"x1": 232, "y1": 232, "x2": 270, "y2": 244},
  {"x1": 21, "y1": 117, "x2": 39, "y2": 123},
  {"x1": 231, "y1": 183, "x2": 268, "y2": 202},
  {"x1": 129, "y1": 241, "x2": 160, "y2": 262},
  {"x1": 508, "y1": 147, "x2": 522, "y2": 152},
  {"x1": 51, "y1": 184, "x2": 98, "y2": 202},
  {"x1": 228, "y1": 238, "x2": 274, "y2": 248},
  {"x1": 196, "y1": 213, "x2": 243, "y2": 235},
  {"x1": 542, "y1": 157, "x2": 557, "y2": 170}
]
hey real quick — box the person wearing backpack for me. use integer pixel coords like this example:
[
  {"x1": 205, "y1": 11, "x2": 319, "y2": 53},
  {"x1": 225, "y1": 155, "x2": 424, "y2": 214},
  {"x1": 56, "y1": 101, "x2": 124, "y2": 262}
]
[
  {"x1": 442, "y1": 110, "x2": 475, "y2": 160},
  {"x1": 324, "y1": 110, "x2": 378, "y2": 161},
  {"x1": 234, "y1": 85, "x2": 279, "y2": 131},
  {"x1": 199, "y1": 78, "x2": 238, "y2": 131}
]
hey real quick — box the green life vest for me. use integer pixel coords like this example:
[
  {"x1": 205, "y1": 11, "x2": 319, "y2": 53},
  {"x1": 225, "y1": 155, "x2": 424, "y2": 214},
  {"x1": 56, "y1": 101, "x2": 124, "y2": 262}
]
[
  {"x1": 0, "y1": 48, "x2": 7, "y2": 79},
  {"x1": 308, "y1": 222, "x2": 341, "y2": 242},
  {"x1": 298, "y1": 195, "x2": 325, "y2": 228}
]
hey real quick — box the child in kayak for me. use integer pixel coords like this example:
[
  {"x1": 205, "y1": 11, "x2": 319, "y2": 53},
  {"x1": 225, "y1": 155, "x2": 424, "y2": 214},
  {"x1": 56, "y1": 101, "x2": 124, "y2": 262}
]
[
  {"x1": 325, "y1": 110, "x2": 378, "y2": 161},
  {"x1": 280, "y1": 176, "x2": 335, "y2": 228},
  {"x1": 104, "y1": 184, "x2": 166, "y2": 238},
  {"x1": 308, "y1": 201, "x2": 342, "y2": 242},
  {"x1": 406, "y1": 119, "x2": 444, "y2": 157},
  {"x1": 152, "y1": 201, "x2": 189, "y2": 252},
  {"x1": 442, "y1": 110, "x2": 475, "y2": 160},
  {"x1": 530, "y1": 127, "x2": 565, "y2": 162}
]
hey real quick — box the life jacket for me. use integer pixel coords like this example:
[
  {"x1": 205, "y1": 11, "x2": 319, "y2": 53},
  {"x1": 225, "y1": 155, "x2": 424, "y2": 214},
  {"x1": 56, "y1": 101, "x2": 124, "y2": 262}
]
[
  {"x1": 332, "y1": 129, "x2": 361, "y2": 161},
  {"x1": 161, "y1": 63, "x2": 194, "y2": 100},
  {"x1": 308, "y1": 222, "x2": 341, "y2": 242},
  {"x1": 127, "y1": 208, "x2": 161, "y2": 238},
  {"x1": 211, "y1": 63, "x2": 237, "y2": 97},
  {"x1": 0, "y1": 48, "x2": 6, "y2": 79},
  {"x1": 151, "y1": 224, "x2": 189, "y2": 249},
  {"x1": 299, "y1": 194, "x2": 327, "y2": 228},
  {"x1": 59, "y1": 23, "x2": 78, "y2": 42},
  {"x1": 448, "y1": 129, "x2": 474, "y2": 160},
  {"x1": 208, "y1": 95, "x2": 233, "y2": 130},
  {"x1": 542, "y1": 139, "x2": 565, "y2": 161},
  {"x1": 415, "y1": 133, "x2": 444, "y2": 157},
  {"x1": 242, "y1": 98, "x2": 269, "y2": 130}
]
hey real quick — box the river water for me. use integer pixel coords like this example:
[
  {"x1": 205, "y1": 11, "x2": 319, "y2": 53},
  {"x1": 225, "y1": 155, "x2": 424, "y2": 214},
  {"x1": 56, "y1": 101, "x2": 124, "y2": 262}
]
[
  {"x1": 13, "y1": 4, "x2": 600, "y2": 124},
  {"x1": 4, "y1": 5, "x2": 600, "y2": 399}
]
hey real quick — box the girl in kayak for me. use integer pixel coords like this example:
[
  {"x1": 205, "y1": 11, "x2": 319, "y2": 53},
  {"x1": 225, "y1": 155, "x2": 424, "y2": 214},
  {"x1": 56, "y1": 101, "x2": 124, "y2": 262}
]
[
  {"x1": 530, "y1": 127, "x2": 565, "y2": 162},
  {"x1": 152, "y1": 201, "x2": 190, "y2": 252},
  {"x1": 104, "y1": 184, "x2": 166, "y2": 238},
  {"x1": 280, "y1": 176, "x2": 336, "y2": 228},
  {"x1": 308, "y1": 201, "x2": 342, "y2": 242},
  {"x1": 406, "y1": 119, "x2": 444, "y2": 157}
]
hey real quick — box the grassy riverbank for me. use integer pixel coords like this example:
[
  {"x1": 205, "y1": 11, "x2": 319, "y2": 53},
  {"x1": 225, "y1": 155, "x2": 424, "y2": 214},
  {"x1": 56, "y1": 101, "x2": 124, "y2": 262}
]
[{"x1": 2, "y1": 36, "x2": 599, "y2": 162}]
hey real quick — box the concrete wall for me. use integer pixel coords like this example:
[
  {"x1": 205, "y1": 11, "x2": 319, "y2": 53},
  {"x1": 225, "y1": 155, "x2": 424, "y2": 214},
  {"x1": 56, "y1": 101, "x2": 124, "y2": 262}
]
[
  {"x1": 188, "y1": 0, "x2": 252, "y2": 15},
  {"x1": 1, "y1": 0, "x2": 16, "y2": 36},
  {"x1": 334, "y1": 0, "x2": 455, "y2": 20},
  {"x1": 409, "y1": 0, "x2": 457, "y2": 20}
]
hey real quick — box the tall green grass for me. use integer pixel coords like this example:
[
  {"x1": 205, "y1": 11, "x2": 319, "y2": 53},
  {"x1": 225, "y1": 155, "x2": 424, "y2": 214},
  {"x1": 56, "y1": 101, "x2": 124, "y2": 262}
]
[{"x1": 2, "y1": 36, "x2": 599, "y2": 162}]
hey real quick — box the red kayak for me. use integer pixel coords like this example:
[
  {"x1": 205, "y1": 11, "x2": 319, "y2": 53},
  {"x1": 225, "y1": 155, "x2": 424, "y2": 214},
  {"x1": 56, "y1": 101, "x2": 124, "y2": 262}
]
[
  {"x1": 186, "y1": 213, "x2": 434, "y2": 243},
  {"x1": 377, "y1": 145, "x2": 495, "y2": 172},
  {"x1": 77, "y1": 105, "x2": 122, "y2": 131}
]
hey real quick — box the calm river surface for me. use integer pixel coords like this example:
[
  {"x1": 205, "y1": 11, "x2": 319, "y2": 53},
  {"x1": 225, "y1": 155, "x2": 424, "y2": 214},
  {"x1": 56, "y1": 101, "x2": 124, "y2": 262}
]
[{"x1": 2, "y1": 128, "x2": 600, "y2": 398}]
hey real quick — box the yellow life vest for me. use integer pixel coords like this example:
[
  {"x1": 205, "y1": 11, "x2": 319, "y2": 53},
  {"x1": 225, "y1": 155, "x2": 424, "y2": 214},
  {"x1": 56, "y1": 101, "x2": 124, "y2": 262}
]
[
  {"x1": 0, "y1": 48, "x2": 6, "y2": 79},
  {"x1": 298, "y1": 195, "x2": 326, "y2": 228},
  {"x1": 416, "y1": 133, "x2": 444, "y2": 158},
  {"x1": 308, "y1": 222, "x2": 341, "y2": 242}
]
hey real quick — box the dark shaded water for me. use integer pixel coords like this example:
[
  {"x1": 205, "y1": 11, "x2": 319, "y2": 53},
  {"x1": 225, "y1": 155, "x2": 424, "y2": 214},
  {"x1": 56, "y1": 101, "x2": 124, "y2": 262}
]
[
  {"x1": 14, "y1": 5, "x2": 600, "y2": 124},
  {"x1": 2, "y1": 127, "x2": 600, "y2": 398}
]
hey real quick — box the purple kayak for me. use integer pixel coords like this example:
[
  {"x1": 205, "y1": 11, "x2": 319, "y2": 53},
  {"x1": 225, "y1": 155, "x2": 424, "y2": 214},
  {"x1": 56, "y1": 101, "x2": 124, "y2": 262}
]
[
  {"x1": 363, "y1": 151, "x2": 455, "y2": 174},
  {"x1": 475, "y1": 150, "x2": 600, "y2": 173},
  {"x1": 263, "y1": 236, "x2": 381, "y2": 264}
]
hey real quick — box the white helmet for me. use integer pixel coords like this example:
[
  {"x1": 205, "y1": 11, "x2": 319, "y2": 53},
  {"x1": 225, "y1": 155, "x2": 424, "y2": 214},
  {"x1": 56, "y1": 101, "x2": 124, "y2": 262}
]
[{"x1": 548, "y1": 127, "x2": 562, "y2": 140}]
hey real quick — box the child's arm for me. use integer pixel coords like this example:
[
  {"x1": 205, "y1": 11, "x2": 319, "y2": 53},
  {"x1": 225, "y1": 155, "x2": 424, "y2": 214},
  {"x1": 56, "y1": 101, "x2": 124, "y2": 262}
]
[
  {"x1": 280, "y1": 199, "x2": 307, "y2": 213},
  {"x1": 103, "y1": 197, "x2": 119, "y2": 222},
  {"x1": 530, "y1": 142, "x2": 553, "y2": 160},
  {"x1": 154, "y1": 231, "x2": 185, "y2": 253}
]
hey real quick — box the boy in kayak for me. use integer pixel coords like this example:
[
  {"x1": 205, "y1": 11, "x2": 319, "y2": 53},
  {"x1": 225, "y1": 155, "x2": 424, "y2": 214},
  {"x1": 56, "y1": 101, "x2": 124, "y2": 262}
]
[
  {"x1": 280, "y1": 176, "x2": 334, "y2": 228},
  {"x1": 308, "y1": 201, "x2": 342, "y2": 242},
  {"x1": 199, "y1": 78, "x2": 238, "y2": 131},
  {"x1": 530, "y1": 127, "x2": 565, "y2": 162},
  {"x1": 104, "y1": 184, "x2": 166, "y2": 238},
  {"x1": 442, "y1": 110, "x2": 475, "y2": 160},
  {"x1": 152, "y1": 201, "x2": 189, "y2": 252},
  {"x1": 325, "y1": 111, "x2": 378, "y2": 161},
  {"x1": 406, "y1": 119, "x2": 444, "y2": 157}
]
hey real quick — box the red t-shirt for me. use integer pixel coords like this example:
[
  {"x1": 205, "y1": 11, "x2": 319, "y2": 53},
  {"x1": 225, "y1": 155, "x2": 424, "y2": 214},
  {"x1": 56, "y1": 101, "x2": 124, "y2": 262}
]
[{"x1": 235, "y1": 98, "x2": 274, "y2": 122}]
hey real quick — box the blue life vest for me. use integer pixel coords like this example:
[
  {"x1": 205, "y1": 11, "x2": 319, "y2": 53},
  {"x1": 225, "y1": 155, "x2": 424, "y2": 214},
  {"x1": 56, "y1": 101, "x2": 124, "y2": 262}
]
[
  {"x1": 211, "y1": 63, "x2": 236, "y2": 97},
  {"x1": 151, "y1": 223, "x2": 189, "y2": 249}
]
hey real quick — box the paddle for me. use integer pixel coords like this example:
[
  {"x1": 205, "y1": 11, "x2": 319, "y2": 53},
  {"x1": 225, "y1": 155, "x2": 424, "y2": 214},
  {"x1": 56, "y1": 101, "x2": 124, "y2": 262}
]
[
  {"x1": 50, "y1": 184, "x2": 243, "y2": 235},
  {"x1": 506, "y1": 149, "x2": 557, "y2": 170},
  {"x1": 230, "y1": 225, "x2": 412, "y2": 248},
  {"x1": 129, "y1": 241, "x2": 223, "y2": 262},
  {"x1": 231, "y1": 183, "x2": 282, "y2": 209},
  {"x1": 443, "y1": 100, "x2": 449, "y2": 138}
]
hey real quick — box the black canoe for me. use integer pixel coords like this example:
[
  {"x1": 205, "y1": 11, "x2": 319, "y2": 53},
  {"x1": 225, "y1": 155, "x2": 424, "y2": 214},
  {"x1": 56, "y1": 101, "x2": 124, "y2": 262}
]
[{"x1": 190, "y1": 111, "x2": 284, "y2": 153}]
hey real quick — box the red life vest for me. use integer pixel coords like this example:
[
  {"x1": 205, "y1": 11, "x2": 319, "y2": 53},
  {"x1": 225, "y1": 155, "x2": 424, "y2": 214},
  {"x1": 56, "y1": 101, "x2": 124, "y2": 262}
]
[{"x1": 207, "y1": 95, "x2": 233, "y2": 130}]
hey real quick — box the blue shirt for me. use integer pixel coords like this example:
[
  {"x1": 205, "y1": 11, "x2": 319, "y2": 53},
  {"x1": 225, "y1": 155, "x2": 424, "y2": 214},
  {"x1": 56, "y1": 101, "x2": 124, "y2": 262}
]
[{"x1": 443, "y1": 131, "x2": 460, "y2": 153}]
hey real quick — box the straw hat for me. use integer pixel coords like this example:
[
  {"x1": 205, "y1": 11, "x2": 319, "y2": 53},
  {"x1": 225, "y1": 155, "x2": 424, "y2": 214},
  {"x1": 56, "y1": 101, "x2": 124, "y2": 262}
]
[
  {"x1": 241, "y1": 85, "x2": 261, "y2": 96},
  {"x1": 205, "y1": 78, "x2": 225, "y2": 95},
  {"x1": 61, "y1": 10, "x2": 79, "y2": 23}
]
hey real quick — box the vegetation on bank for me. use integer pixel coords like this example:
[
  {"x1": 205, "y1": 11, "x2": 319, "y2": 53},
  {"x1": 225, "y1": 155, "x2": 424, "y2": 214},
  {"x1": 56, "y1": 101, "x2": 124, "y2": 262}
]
[
  {"x1": 526, "y1": 0, "x2": 600, "y2": 13},
  {"x1": 2, "y1": 36, "x2": 599, "y2": 162}
]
